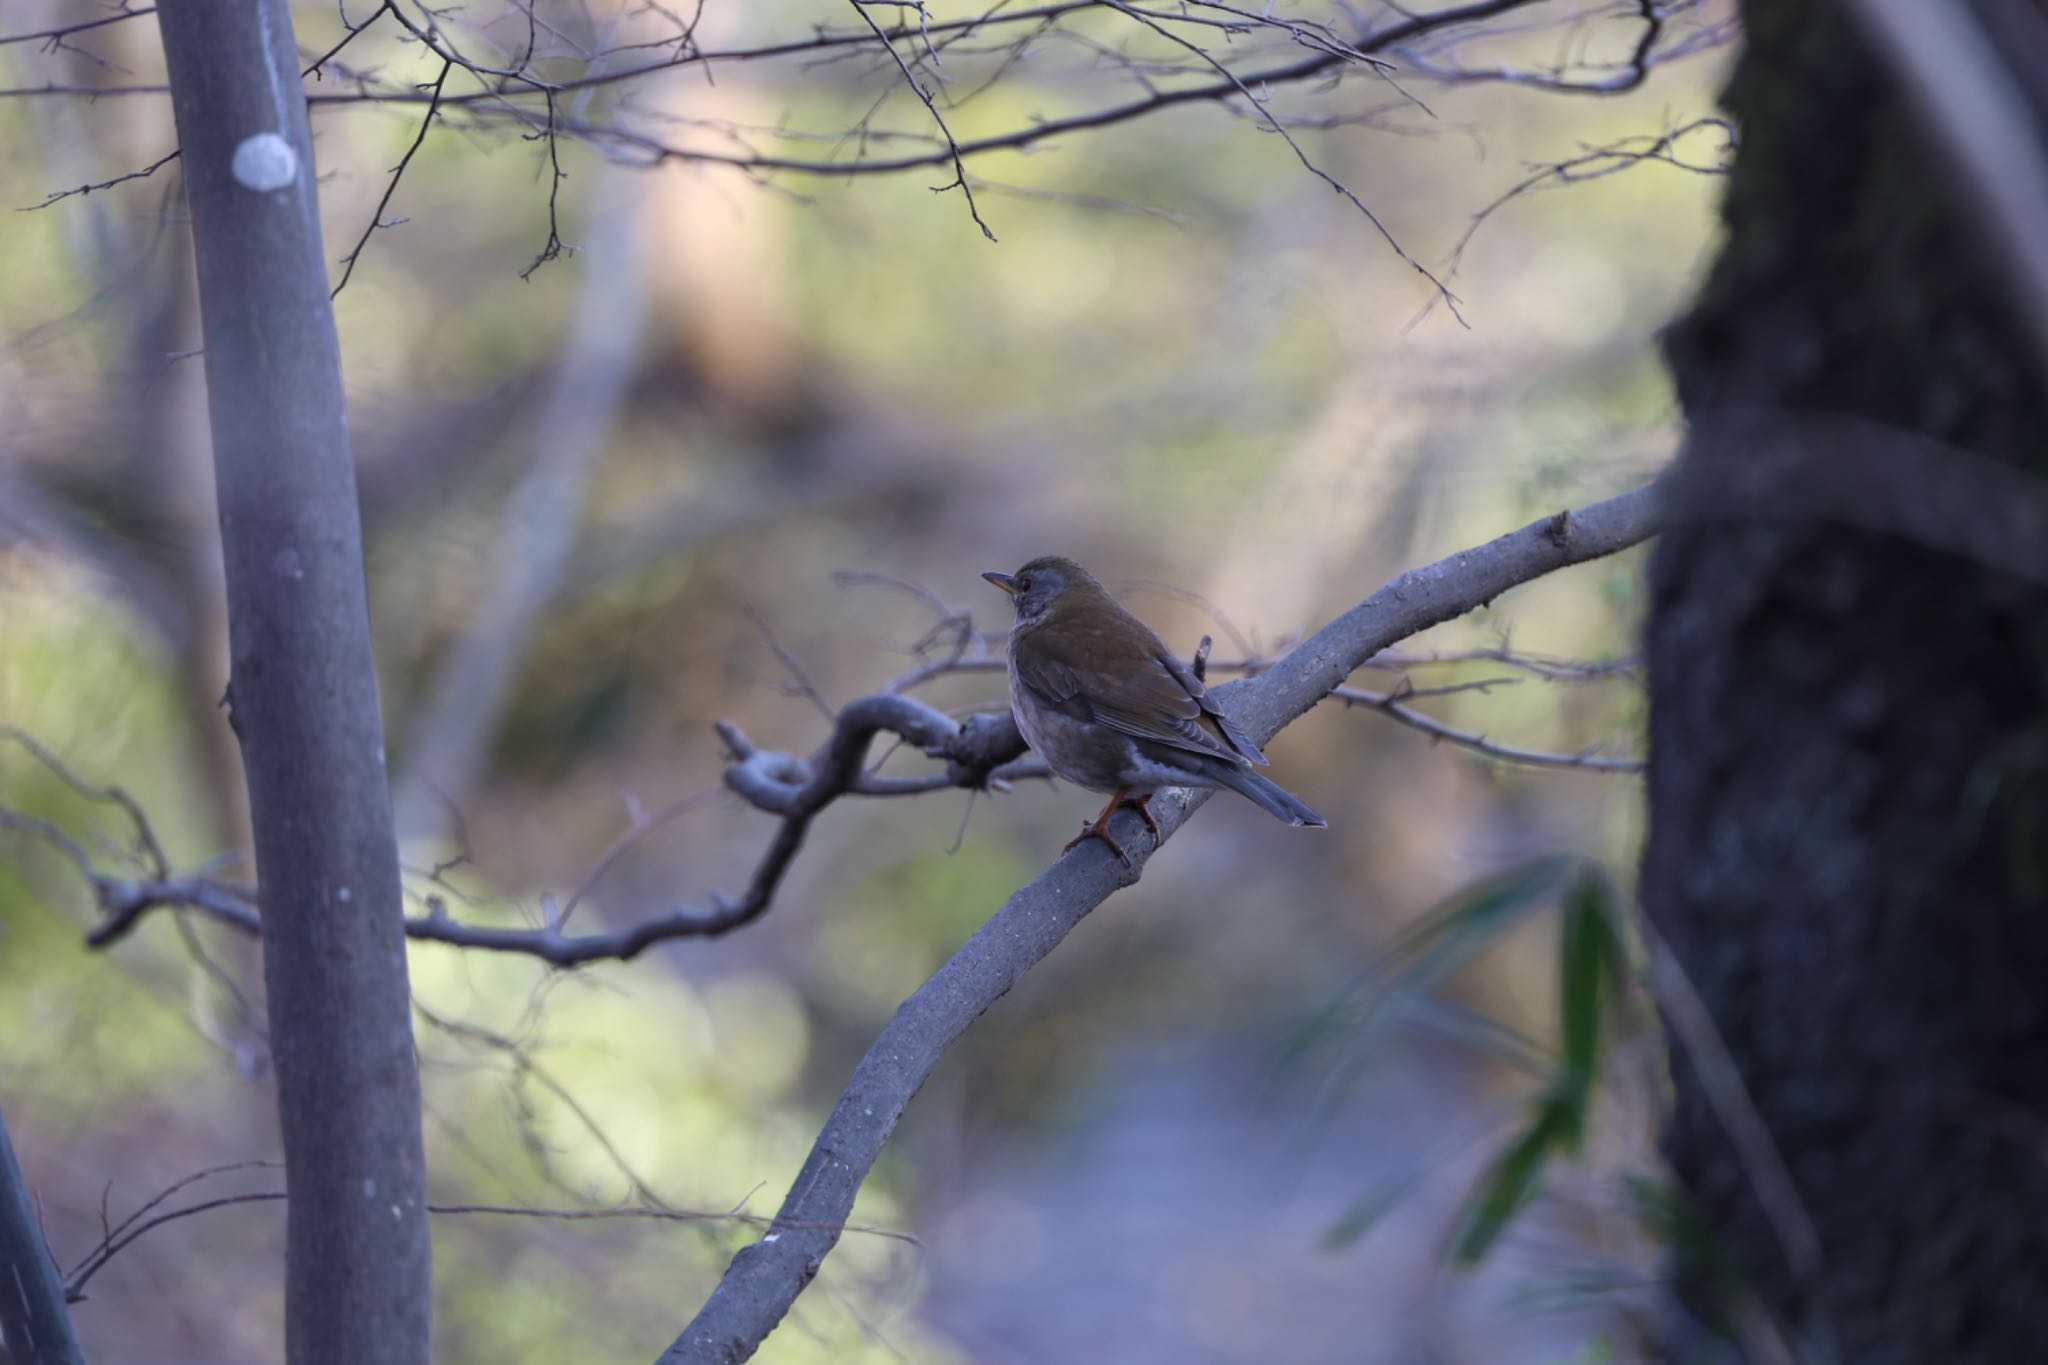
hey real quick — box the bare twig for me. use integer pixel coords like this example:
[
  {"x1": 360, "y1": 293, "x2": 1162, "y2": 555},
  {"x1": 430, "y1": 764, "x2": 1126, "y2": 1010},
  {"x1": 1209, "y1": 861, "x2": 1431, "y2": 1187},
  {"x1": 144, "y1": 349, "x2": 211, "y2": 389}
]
[
  {"x1": 743, "y1": 603, "x2": 837, "y2": 722},
  {"x1": 59, "y1": 1157, "x2": 917, "y2": 1302},
  {"x1": 303, "y1": 0, "x2": 392, "y2": 80},
  {"x1": 1444, "y1": 114, "x2": 1736, "y2": 278},
  {"x1": 1331, "y1": 684, "x2": 1644, "y2": 771},
  {"x1": 1363, "y1": 646, "x2": 1643, "y2": 684},
  {"x1": 0, "y1": 7, "x2": 157, "y2": 50},
  {"x1": 21, "y1": 149, "x2": 182, "y2": 211},
  {"x1": 62, "y1": 1160, "x2": 283, "y2": 1294},
  {"x1": 1103, "y1": 0, "x2": 1463, "y2": 318},
  {"x1": 845, "y1": 0, "x2": 997, "y2": 240},
  {"x1": 332, "y1": 56, "x2": 453, "y2": 298},
  {"x1": 1, "y1": 726, "x2": 170, "y2": 873},
  {"x1": 555, "y1": 786, "x2": 723, "y2": 931},
  {"x1": 519, "y1": 88, "x2": 571, "y2": 279}
]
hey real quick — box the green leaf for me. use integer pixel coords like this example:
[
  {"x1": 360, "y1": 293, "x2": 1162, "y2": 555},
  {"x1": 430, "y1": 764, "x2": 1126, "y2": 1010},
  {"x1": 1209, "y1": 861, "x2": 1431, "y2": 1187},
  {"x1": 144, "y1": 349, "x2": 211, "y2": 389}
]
[
  {"x1": 1391, "y1": 856, "x2": 1577, "y2": 989},
  {"x1": 1453, "y1": 1104, "x2": 1570, "y2": 1264},
  {"x1": 1322, "y1": 1167, "x2": 1430, "y2": 1250},
  {"x1": 1277, "y1": 857, "x2": 1572, "y2": 1076},
  {"x1": 1553, "y1": 866, "x2": 1622, "y2": 1147}
]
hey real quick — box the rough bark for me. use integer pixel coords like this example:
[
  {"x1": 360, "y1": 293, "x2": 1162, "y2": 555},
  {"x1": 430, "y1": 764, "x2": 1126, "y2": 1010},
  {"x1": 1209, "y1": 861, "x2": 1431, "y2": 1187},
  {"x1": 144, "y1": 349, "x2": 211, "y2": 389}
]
[
  {"x1": 1645, "y1": 1, "x2": 2048, "y2": 1360},
  {"x1": 156, "y1": 6, "x2": 432, "y2": 1362}
]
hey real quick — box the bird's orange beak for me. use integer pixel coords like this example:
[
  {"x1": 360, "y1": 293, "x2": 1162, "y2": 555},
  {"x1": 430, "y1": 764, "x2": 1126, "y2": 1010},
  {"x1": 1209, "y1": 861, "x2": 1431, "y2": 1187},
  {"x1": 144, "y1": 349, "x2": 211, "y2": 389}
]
[{"x1": 982, "y1": 571, "x2": 1017, "y2": 595}]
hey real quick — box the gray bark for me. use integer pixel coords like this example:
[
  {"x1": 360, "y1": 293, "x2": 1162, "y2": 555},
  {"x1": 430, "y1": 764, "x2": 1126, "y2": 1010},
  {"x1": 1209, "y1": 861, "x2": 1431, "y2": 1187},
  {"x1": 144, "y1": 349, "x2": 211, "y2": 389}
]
[
  {"x1": 0, "y1": 1100, "x2": 83, "y2": 1365},
  {"x1": 155, "y1": 6, "x2": 432, "y2": 1362},
  {"x1": 1646, "y1": 0, "x2": 2048, "y2": 1359}
]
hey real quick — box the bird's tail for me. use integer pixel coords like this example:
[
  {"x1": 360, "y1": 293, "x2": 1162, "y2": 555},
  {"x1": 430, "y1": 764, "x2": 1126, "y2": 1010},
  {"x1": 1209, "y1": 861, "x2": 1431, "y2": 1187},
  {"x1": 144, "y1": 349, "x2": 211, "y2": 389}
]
[{"x1": 1212, "y1": 763, "x2": 1326, "y2": 828}]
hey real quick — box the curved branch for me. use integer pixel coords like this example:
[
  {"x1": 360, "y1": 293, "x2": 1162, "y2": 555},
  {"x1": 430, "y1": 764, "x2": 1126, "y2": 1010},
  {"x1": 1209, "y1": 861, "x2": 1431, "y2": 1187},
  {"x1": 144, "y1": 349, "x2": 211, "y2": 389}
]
[
  {"x1": 55, "y1": 694, "x2": 1035, "y2": 968},
  {"x1": 657, "y1": 482, "x2": 1660, "y2": 1363}
]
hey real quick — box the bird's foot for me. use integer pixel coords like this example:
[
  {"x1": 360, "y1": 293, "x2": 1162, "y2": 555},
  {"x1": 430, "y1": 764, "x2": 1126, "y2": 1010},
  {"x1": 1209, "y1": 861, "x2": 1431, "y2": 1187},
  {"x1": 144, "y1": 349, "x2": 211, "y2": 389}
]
[
  {"x1": 1064, "y1": 820, "x2": 1130, "y2": 866},
  {"x1": 1062, "y1": 787, "x2": 1160, "y2": 866},
  {"x1": 1127, "y1": 792, "x2": 1161, "y2": 843}
]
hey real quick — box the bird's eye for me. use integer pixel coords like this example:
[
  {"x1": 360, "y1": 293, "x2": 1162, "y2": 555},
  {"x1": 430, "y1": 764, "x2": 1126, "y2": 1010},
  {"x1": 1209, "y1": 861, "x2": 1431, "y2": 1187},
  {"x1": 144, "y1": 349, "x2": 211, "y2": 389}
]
[{"x1": 1016, "y1": 575, "x2": 1032, "y2": 594}]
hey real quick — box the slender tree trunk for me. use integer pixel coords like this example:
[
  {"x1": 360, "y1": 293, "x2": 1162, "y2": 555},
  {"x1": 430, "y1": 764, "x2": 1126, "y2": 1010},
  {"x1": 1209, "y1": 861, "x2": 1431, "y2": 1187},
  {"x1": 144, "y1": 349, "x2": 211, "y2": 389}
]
[
  {"x1": 0, "y1": 1101, "x2": 84, "y2": 1365},
  {"x1": 156, "y1": 7, "x2": 432, "y2": 1362},
  {"x1": 1645, "y1": 0, "x2": 2048, "y2": 1359}
]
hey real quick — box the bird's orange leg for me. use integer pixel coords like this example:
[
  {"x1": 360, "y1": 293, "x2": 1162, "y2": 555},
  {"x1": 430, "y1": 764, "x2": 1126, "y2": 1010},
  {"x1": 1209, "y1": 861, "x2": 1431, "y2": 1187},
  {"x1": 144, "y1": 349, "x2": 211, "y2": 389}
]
[
  {"x1": 1065, "y1": 786, "x2": 1133, "y2": 864},
  {"x1": 1128, "y1": 791, "x2": 1161, "y2": 844}
]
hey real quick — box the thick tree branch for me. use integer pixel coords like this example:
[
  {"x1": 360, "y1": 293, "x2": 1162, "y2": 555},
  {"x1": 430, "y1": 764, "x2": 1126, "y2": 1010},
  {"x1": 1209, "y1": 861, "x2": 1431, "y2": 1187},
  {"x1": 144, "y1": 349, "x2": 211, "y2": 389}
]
[{"x1": 658, "y1": 482, "x2": 1659, "y2": 1364}]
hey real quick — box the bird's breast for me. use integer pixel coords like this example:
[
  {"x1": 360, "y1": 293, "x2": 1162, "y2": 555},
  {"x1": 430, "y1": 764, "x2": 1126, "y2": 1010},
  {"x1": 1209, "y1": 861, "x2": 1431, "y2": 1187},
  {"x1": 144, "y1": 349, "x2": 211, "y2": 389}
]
[{"x1": 1007, "y1": 650, "x2": 1133, "y2": 793}]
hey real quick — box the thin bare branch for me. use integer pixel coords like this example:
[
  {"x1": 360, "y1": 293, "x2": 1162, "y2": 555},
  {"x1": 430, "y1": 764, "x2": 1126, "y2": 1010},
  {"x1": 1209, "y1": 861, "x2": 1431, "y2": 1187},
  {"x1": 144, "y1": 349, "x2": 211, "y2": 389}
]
[
  {"x1": 844, "y1": 0, "x2": 997, "y2": 240},
  {"x1": 0, "y1": 7, "x2": 156, "y2": 50},
  {"x1": 332, "y1": 55, "x2": 453, "y2": 297},
  {"x1": 1331, "y1": 684, "x2": 1643, "y2": 771},
  {"x1": 519, "y1": 88, "x2": 571, "y2": 278},
  {"x1": 20, "y1": 149, "x2": 181, "y2": 211},
  {"x1": 1444, "y1": 114, "x2": 1736, "y2": 279}
]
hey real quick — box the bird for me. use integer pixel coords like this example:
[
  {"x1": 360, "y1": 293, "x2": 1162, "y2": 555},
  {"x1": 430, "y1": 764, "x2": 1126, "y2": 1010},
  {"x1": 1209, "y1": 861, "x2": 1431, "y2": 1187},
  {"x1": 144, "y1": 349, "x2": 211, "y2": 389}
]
[{"x1": 983, "y1": 555, "x2": 1325, "y2": 861}]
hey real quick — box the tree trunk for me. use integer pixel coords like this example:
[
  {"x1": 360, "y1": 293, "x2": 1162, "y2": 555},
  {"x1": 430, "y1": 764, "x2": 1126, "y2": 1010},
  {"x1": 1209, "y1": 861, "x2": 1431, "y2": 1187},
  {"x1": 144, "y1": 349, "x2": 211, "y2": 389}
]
[
  {"x1": 156, "y1": 6, "x2": 432, "y2": 1362},
  {"x1": 1645, "y1": 1, "x2": 2048, "y2": 1360},
  {"x1": 0, "y1": 1100, "x2": 84, "y2": 1365}
]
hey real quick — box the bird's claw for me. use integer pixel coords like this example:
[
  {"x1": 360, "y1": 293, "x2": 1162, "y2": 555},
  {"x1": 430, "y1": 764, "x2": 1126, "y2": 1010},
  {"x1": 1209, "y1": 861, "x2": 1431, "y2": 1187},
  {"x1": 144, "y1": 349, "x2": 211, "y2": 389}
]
[
  {"x1": 1065, "y1": 823, "x2": 1131, "y2": 866},
  {"x1": 1064, "y1": 792, "x2": 1161, "y2": 866},
  {"x1": 1129, "y1": 793, "x2": 1161, "y2": 842}
]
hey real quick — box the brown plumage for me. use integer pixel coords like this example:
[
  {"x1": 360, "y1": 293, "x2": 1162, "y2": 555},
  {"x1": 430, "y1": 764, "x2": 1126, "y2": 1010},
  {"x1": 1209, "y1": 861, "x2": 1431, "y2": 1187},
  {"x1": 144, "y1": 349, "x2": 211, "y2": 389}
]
[{"x1": 983, "y1": 556, "x2": 1325, "y2": 861}]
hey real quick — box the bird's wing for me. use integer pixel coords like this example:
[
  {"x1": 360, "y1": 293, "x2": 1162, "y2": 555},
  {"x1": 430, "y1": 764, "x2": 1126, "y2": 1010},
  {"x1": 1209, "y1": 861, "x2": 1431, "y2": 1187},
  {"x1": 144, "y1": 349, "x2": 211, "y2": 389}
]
[
  {"x1": 1015, "y1": 612, "x2": 1265, "y2": 767},
  {"x1": 1156, "y1": 650, "x2": 1268, "y2": 765}
]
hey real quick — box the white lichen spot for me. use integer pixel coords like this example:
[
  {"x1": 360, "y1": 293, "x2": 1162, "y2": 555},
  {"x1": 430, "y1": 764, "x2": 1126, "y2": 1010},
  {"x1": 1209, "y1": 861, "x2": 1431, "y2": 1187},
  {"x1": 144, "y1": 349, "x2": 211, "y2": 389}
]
[
  {"x1": 337, "y1": 886, "x2": 352, "y2": 903},
  {"x1": 362, "y1": 1176, "x2": 377, "y2": 1199},
  {"x1": 390, "y1": 1204, "x2": 403, "y2": 1222},
  {"x1": 231, "y1": 132, "x2": 299, "y2": 192},
  {"x1": 761, "y1": 1232, "x2": 780, "y2": 1244},
  {"x1": 272, "y1": 546, "x2": 304, "y2": 581}
]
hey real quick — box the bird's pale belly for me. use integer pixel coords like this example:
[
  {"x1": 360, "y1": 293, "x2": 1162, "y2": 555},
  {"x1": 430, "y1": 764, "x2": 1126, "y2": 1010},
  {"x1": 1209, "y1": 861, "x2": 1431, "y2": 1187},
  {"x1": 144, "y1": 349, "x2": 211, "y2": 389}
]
[{"x1": 1010, "y1": 668, "x2": 1136, "y2": 793}]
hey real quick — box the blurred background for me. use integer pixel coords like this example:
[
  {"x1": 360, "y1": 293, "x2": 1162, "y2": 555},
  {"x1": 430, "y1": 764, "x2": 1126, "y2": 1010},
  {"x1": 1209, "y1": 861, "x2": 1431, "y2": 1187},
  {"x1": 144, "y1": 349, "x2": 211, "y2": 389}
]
[{"x1": 2, "y1": 2, "x2": 1731, "y2": 1361}]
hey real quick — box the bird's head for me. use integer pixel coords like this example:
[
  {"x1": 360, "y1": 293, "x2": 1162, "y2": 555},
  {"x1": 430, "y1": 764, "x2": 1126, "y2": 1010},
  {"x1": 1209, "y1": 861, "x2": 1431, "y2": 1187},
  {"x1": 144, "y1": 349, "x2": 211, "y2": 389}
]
[{"x1": 982, "y1": 556, "x2": 1106, "y2": 627}]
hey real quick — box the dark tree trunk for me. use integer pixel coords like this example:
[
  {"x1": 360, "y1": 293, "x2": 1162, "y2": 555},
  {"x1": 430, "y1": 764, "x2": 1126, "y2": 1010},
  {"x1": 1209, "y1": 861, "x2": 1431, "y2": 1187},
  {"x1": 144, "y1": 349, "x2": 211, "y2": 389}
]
[
  {"x1": 156, "y1": 5, "x2": 433, "y2": 1362},
  {"x1": 1645, "y1": 1, "x2": 2048, "y2": 1360},
  {"x1": 0, "y1": 1101, "x2": 84, "y2": 1365}
]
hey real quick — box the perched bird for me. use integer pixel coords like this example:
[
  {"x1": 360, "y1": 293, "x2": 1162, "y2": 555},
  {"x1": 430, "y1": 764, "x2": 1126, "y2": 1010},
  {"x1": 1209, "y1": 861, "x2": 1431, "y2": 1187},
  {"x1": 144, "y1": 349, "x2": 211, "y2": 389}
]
[{"x1": 983, "y1": 556, "x2": 1325, "y2": 861}]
